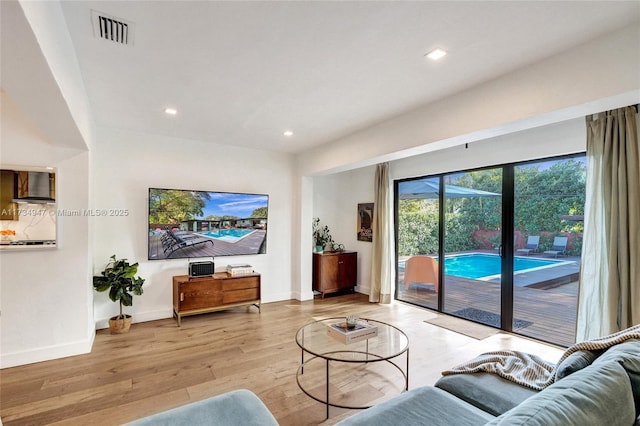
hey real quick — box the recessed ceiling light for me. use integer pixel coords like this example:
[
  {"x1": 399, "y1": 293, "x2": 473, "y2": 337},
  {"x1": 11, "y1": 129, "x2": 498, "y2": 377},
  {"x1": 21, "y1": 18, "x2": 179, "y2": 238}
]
[
  {"x1": 425, "y1": 48, "x2": 447, "y2": 61},
  {"x1": 283, "y1": 130, "x2": 293, "y2": 137},
  {"x1": 164, "y1": 107, "x2": 178, "y2": 115}
]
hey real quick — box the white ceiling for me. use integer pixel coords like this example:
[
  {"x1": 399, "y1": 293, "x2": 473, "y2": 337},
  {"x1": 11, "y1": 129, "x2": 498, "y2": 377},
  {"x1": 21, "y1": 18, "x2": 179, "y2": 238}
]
[{"x1": 58, "y1": 1, "x2": 640, "y2": 154}]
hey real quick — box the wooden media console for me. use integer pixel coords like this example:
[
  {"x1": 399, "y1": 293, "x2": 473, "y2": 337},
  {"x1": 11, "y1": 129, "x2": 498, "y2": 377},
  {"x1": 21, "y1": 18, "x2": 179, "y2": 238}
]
[{"x1": 172, "y1": 272, "x2": 261, "y2": 326}]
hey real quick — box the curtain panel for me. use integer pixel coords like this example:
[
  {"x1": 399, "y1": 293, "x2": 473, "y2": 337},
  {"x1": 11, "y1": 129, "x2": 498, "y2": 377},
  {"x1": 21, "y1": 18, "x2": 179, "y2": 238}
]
[
  {"x1": 577, "y1": 105, "x2": 639, "y2": 340},
  {"x1": 369, "y1": 162, "x2": 393, "y2": 304}
]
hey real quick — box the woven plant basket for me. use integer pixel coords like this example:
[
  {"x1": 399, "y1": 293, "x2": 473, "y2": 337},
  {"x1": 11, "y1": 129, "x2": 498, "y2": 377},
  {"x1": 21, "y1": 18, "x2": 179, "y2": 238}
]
[{"x1": 109, "y1": 315, "x2": 132, "y2": 334}]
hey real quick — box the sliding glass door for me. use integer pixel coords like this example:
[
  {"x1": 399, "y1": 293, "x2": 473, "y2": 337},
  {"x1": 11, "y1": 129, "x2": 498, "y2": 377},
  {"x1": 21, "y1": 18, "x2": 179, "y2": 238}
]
[
  {"x1": 512, "y1": 157, "x2": 585, "y2": 346},
  {"x1": 441, "y1": 169, "x2": 502, "y2": 328},
  {"x1": 396, "y1": 177, "x2": 440, "y2": 310},
  {"x1": 395, "y1": 154, "x2": 584, "y2": 346}
]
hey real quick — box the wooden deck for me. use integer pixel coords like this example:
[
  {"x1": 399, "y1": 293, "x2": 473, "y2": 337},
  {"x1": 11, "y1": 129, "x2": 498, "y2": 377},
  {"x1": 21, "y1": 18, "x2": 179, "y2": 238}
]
[
  {"x1": 398, "y1": 275, "x2": 578, "y2": 347},
  {"x1": 148, "y1": 230, "x2": 267, "y2": 259}
]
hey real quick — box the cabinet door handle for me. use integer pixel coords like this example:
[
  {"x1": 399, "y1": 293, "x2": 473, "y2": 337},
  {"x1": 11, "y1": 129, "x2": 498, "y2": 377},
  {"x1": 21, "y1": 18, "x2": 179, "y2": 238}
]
[{"x1": 180, "y1": 292, "x2": 184, "y2": 302}]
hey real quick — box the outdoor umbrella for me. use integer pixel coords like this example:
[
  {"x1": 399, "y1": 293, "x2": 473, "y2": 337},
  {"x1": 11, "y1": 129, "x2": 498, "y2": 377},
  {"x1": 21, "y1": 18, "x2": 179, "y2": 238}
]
[{"x1": 398, "y1": 179, "x2": 500, "y2": 200}]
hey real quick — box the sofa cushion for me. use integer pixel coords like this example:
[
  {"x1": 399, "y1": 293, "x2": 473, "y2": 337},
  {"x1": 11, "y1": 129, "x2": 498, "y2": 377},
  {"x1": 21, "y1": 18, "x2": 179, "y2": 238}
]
[
  {"x1": 435, "y1": 372, "x2": 538, "y2": 416},
  {"x1": 554, "y1": 349, "x2": 600, "y2": 380},
  {"x1": 336, "y1": 385, "x2": 494, "y2": 426},
  {"x1": 125, "y1": 389, "x2": 279, "y2": 426},
  {"x1": 592, "y1": 340, "x2": 640, "y2": 417},
  {"x1": 485, "y1": 360, "x2": 635, "y2": 426}
]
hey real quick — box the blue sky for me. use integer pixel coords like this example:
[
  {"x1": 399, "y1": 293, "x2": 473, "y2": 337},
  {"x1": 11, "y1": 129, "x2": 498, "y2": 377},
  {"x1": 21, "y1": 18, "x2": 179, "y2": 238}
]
[{"x1": 201, "y1": 192, "x2": 268, "y2": 218}]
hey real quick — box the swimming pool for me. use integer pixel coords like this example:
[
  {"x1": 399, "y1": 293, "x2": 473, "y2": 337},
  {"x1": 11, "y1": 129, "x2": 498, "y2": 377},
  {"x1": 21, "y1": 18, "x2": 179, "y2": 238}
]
[
  {"x1": 401, "y1": 253, "x2": 572, "y2": 280},
  {"x1": 197, "y1": 229, "x2": 255, "y2": 242}
]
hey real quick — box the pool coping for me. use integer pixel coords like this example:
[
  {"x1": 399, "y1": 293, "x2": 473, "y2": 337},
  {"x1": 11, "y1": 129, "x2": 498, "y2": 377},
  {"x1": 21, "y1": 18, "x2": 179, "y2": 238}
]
[{"x1": 195, "y1": 229, "x2": 257, "y2": 243}]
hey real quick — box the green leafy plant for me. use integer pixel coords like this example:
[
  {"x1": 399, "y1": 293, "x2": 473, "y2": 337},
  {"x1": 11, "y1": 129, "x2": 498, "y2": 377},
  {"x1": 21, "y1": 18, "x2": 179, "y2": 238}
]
[
  {"x1": 312, "y1": 218, "x2": 335, "y2": 250},
  {"x1": 93, "y1": 255, "x2": 145, "y2": 320}
]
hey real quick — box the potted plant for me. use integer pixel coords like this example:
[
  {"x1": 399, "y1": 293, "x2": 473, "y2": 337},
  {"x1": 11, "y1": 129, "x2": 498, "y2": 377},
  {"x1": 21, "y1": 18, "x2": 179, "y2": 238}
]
[
  {"x1": 312, "y1": 218, "x2": 335, "y2": 253},
  {"x1": 93, "y1": 255, "x2": 145, "y2": 334}
]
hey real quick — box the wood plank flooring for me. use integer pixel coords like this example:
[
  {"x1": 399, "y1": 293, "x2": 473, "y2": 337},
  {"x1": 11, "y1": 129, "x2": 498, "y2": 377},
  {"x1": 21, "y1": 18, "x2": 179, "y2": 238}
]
[{"x1": 0, "y1": 294, "x2": 563, "y2": 426}]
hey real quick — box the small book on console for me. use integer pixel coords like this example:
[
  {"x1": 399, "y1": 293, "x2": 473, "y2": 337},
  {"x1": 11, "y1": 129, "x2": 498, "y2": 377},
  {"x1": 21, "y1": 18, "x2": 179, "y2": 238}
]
[{"x1": 327, "y1": 321, "x2": 378, "y2": 344}]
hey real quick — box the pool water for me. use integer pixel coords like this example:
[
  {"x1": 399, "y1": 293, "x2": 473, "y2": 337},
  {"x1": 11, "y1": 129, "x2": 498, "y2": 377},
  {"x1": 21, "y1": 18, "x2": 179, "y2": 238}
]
[
  {"x1": 401, "y1": 253, "x2": 570, "y2": 280},
  {"x1": 198, "y1": 229, "x2": 254, "y2": 242}
]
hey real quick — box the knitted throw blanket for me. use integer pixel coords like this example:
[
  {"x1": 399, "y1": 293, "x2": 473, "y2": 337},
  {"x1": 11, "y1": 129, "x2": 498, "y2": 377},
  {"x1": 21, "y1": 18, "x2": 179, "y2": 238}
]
[{"x1": 441, "y1": 324, "x2": 640, "y2": 391}]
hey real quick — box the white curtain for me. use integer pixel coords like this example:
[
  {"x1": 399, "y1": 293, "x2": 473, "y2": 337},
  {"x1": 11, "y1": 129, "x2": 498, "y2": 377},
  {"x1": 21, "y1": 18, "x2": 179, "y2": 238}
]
[
  {"x1": 369, "y1": 162, "x2": 393, "y2": 304},
  {"x1": 577, "y1": 105, "x2": 639, "y2": 341}
]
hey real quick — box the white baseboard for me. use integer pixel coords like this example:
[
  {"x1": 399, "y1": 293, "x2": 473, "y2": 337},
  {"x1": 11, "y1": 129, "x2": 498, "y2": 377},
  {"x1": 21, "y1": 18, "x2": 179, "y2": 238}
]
[
  {"x1": 94, "y1": 308, "x2": 173, "y2": 330},
  {"x1": 0, "y1": 336, "x2": 94, "y2": 369},
  {"x1": 291, "y1": 289, "x2": 315, "y2": 301},
  {"x1": 355, "y1": 285, "x2": 370, "y2": 295},
  {"x1": 261, "y1": 291, "x2": 296, "y2": 303}
]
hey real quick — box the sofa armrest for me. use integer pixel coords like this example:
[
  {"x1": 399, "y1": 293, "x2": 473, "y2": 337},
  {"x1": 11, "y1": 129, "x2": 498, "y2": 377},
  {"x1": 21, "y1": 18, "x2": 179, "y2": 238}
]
[
  {"x1": 125, "y1": 389, "x2": 279, "y2": 426},
  {"x1": 336, "y1": 386, "x2": 494, "y2": 426}
]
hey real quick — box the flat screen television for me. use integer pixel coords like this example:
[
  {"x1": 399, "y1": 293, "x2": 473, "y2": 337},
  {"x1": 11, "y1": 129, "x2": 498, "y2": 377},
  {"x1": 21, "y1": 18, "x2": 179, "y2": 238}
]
[{"x1": 148, "y1": 188, "x2": 268, "y2": 260}]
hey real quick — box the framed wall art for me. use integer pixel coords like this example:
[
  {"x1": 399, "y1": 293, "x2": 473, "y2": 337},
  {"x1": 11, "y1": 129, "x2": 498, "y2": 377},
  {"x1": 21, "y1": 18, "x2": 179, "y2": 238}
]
[{"x1": 357, "y1": 203, "x2": 373, "y2": 242}]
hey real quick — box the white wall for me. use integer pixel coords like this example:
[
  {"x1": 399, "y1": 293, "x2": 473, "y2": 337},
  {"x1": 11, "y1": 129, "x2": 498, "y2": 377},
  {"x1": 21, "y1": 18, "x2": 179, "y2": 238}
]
[
  {"x1": 91, "y1": 127, "x2": 295, "y2": 328},
  {"x1": 313, "y1": 167, "x2": 376, "y2": 294},
  {"x1": 17, "y1": 0, "x2": 94, "y2": 150},
  {"x1": 0, "y1": 93, "x2": 93, "y2": 368},
  {"x1": 0, "y1": 1, "x2": 91, "y2": 152}
]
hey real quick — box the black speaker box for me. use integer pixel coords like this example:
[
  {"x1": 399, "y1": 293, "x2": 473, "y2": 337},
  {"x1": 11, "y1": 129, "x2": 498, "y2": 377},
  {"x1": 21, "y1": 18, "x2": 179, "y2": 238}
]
[{"x1": 189, "y1": 261, "x2": 214, "y2": 277}]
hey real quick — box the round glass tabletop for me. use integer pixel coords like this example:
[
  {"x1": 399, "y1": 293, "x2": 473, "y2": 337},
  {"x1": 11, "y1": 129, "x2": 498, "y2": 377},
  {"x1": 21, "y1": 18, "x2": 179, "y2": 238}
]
[{"x1": 295, "y1": 317, "x2": 409, "y2": 362}]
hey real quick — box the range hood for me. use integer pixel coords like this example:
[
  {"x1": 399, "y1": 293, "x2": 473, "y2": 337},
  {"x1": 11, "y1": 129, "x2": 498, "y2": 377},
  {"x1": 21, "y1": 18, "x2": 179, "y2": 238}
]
[{"x1": 12, "y1": 171, "x2": 56, "y2": 204}]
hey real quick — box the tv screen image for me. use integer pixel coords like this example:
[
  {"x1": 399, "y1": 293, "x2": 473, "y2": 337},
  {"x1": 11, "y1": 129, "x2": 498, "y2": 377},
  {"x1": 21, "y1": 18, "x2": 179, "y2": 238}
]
[{"x1": 148, "y1": 188, "x2": 268, "y2": 260}]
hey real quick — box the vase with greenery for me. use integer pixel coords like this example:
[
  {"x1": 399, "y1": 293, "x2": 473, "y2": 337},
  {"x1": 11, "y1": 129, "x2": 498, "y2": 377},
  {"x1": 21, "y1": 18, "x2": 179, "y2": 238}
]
[
  {"x1": 93, "y1": 255, "x2": 145, "y2": 334},
  {"x1": 312, "y1": 218, "x2": 335, "y2": 253}
]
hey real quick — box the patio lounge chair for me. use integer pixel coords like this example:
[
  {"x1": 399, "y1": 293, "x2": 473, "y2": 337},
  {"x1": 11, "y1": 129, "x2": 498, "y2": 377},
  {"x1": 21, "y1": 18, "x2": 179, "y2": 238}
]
[
  {"x1": 516, "y1": 235, "x2": 539, "y2": 256},
  {"x1": 162, "y1": 231, "x2": 214, "y2": 257},
  {"x1": 404, "y1": 255, "x2": 439, "y2": 292},
  {"x1": 544, "y1": 236, "x2": 568, "y2": 257}
]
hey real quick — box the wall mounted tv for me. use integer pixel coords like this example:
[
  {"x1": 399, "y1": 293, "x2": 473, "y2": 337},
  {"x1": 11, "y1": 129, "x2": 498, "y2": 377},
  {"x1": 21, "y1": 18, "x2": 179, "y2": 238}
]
[{"x1": 148, "y1": 188, "x2": 268, "y2": 260}]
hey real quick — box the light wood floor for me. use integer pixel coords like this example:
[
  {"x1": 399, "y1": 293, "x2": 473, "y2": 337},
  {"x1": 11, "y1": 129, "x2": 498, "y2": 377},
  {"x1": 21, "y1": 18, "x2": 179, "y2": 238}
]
[{"x1": 0, "y1": 293, "x2": 564, "y2": 426}]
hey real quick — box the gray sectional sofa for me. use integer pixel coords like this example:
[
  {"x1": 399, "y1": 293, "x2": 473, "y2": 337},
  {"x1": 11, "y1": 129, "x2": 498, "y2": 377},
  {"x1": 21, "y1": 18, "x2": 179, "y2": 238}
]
[
  {"x1": 339, "y1": 340, "x2": 640, "y2": 426},
  {"x1": 128, "y1": 340, "x2": 640, "y2": 426}
]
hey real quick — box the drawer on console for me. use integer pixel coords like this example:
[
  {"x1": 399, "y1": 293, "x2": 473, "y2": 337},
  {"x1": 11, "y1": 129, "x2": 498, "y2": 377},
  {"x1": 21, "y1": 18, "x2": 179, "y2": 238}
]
[
  {"x1": 179, "y1": 281, "x2": 222, "y2": 310},
  {"x1": 223, "y1": 288, "x2": 259, "y2": 304},
  {"x1": 222, "y1": 277, "x2": 259, "y2": 291}
]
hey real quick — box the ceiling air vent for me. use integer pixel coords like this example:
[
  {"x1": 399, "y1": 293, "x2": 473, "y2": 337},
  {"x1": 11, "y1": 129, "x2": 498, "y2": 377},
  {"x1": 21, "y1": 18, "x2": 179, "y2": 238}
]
[{"x1": 91, "y1": 10, "x2": 134, "y2": 46}]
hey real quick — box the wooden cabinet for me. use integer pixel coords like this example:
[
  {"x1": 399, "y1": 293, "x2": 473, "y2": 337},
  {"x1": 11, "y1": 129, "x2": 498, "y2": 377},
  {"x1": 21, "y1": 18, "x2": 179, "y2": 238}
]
[
  {"x1": 172, "y1": 273, "x2": 260, "y2": 326},
  {"x1": 313, "y1": 251, "x2": 357, "y2": 298},
  {"x1": 0, "y1": 171, "x2": 17, "y2": 221}
]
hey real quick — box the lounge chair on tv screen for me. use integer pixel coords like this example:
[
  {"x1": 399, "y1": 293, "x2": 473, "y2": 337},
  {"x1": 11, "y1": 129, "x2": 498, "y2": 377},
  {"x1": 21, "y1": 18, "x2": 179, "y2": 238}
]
[{"x1": 163, "y1": 231, "x2": 214, "y2": 257}]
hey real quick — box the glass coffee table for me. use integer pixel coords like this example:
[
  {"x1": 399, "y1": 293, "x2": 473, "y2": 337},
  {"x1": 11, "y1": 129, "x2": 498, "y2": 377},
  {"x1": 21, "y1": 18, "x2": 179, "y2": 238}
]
[{"x1": 295, "y1": 317, "x2": 409, "y2": 418}]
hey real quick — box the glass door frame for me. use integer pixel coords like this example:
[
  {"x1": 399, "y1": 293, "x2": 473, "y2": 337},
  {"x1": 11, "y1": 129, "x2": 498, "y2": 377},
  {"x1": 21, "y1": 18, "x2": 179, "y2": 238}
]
[
  {"x1": 394, "y1": 152, "x2": 585, "y2": 342},
  {"x1": 500, "y1": 165, "x2": 514, "y2": 332}
]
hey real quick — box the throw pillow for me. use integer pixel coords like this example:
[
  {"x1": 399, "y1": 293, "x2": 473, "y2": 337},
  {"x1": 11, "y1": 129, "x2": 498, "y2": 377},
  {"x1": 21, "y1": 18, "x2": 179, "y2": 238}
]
[{"x1": 555, "y1": 350, "x2": 599, "y2": 380}]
